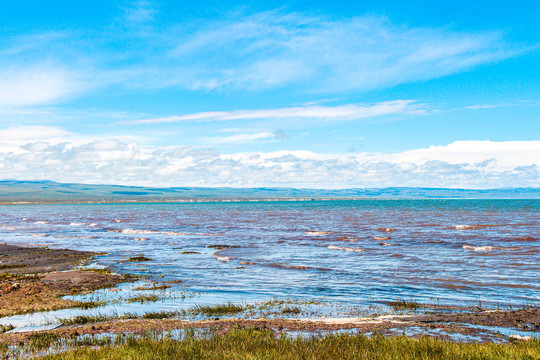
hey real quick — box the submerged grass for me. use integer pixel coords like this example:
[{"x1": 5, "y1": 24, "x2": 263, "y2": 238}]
[
  {"x1": 127, "y1": 295, "x2": 161, "y2": 304},
  {"x1": 38, "y1": 329, "x2": 540, "y2": 360},
  {"x1": 128, "y1": 255, "x2": 152, "y2": 262}
]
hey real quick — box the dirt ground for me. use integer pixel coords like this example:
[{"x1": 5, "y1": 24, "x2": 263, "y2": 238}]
[{"x1": 0, "y1": 244, "x2": 129, "y2": 317}]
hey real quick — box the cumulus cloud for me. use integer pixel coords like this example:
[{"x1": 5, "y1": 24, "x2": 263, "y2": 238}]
[
  {"x1": 123, "y1": 100, "x2": 426, "y2": 125},
  {"x1": 0, "y1": 130, "x2": 537, "y2": 189}
]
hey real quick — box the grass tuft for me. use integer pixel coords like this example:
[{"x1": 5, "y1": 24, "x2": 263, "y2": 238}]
[
  {"x1": 127, "y1": 295, "x2": 160, "y2": 304},
  {"x1": 189, "y1": 303, "x2": 246, "y2": 316}
]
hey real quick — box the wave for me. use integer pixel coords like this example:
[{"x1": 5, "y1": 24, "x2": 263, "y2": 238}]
[
  {"x1": 462, "y1": 245, "x2": 494, "y2": 251},
  {"x1": 34, "y1": 221, "x2": 48, "y2": 224},
  {"x1": 69, "y1": 222, "x2": 84, "y2": 226},
  {"x1": 212, "y1": 251, "x2": 234, "y2": 262},
  {"x1": 376, "y1": 227, "x2": 396, "y2": 233},
  {"x1": 452, "y1": 224, "x2": 501, "y2": 230},
  {"x1": 327, "y1": 245, "x2": 364, "y2": 253},
  {"x1": 335, "y1": 236, "x2": 359, "y2": 242},
  {"x1": 305, "y1": 231, "x2": 332, "y2": 236},
  {"x1": 238, "y1": 260, "x2": 330, "y2": 271},
  {"x1": 0, "y1": 226, "x2": 16, "y2": 231},
  {"x1": 374, "y1": 236, "x2": 390, "y2": 241},
  {"x1": 116, "y1": 229, "x2": 189, "y2": 236}
]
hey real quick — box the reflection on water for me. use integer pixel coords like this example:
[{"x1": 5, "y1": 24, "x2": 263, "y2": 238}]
[{"x1": 0, "y1": 200, "x2": 538, "y2": 314}]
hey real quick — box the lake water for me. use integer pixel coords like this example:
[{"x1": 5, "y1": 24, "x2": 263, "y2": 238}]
[{"x1": 1, "y1": 200, "x2": 538, "y2": 313}]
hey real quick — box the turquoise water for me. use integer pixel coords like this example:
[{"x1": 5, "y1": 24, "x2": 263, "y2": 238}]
[{"x1": 1, "y1": 200, "x2": 538, "y2": 309}]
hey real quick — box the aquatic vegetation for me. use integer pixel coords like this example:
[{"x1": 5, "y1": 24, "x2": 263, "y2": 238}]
[
  {"x1": 59, "y1": 314, "x2": 116, "y2": 326},
  {"x1": 127, "y1": 255, "x2": 152, "y2": 262},
  {"x1": 389, "y1": 299, "x2": 420, "y2": 311},
  {"x1": 71, "y1": 300, "x2": 107, "y2": 310},
  {"x1": 181, "y1": 251, "x2": 200, "y2": 254},
  {"x1": 127, "y1": 295, "x2": 161, "y2": 304},
  {"x1": 28, "y1": 332, "x2": 59, "y2": 350},
  {"x1": 281, "y1": 307, "x2": 302, "y2": 315},
  {"x1": 142, "y1": 310, "x2": 181, "y2": 319},
  {"x1": 134, "y1": 284, "x2": 171, "y2": 291},
  {"x1": 37, "y1": 329, "x2": 540, "y2": 360},
  {"x1": 189, "y1": 303, "x2": 246, "y2": 316}
]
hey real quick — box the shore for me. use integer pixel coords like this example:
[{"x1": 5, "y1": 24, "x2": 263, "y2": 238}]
[
  {"x1": 0, "y1": 243, "x2": 538, "y2": 358},
  {"x1": 0, "y1": 243, "x2": 130, "y2": 318}
]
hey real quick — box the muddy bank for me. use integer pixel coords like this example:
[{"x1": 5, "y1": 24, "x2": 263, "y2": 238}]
[
  {"x1": 403, "y1": 309, "x2": 539, "y2": 331},
  {"x1": 0, "y1": 244, "x2": 130, "y2": 317},
  {"x1": 1, "y1": 309, "x2": 538, "y2": 346}
]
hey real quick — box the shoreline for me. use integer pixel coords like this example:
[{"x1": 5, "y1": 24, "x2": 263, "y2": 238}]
[
  {"x1": 0, "y1": 243, "x2": 538, "y2": 357},
  {"x1": 1, "y1": 197, "x2": 538, "y2": 206}
]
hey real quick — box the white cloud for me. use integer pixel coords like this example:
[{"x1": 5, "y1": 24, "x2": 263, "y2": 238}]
[
  {"x1": 0, "y1": 10, "x2": 520, "y2": 106},
  {"x1": 0, "y1": 130, "x2": 537, "y2": 188},
  {"x1": 123, "y1": 100, "x2": 426, "y2": 125},
  {"x1": 163, "y1": 12, "x2": 515, "y2": 92},
  {"x1": 0, "y1": 66, "x2": 84, "y2": 107},
  {"x1": 203, "y1": 132, "x2": 276, "y2": 144}
]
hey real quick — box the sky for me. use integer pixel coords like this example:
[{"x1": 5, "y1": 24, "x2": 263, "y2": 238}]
[{"x1": 0, "y1": 0, "x2": 538, "y2": 188}]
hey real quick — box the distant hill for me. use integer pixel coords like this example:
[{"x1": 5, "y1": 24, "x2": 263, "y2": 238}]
[{"x1": 0, "y1": 180, "x2": 538, "y2": 203}]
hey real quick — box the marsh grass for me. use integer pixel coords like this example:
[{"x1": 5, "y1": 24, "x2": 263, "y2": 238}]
[
  {"x1": 0, "y1": 324, "x2": 14, "y2": 334},
  {"x1": 134, "y1": 284, "x2": 171, "y2": 291},
  {"x1": 38, "y1": 329, "x2": 540, "y2": 360},
  {"x1": 189, "y1": 303, "x2": 246, "y2": 316},
  {"x1": 281, "y1": 307, "x2": 302, "y2": 315},
  {"x1": 127, "y1": 295, "x2": 161, "y2": 304},
  {"x1": 72, "y1": 300, "x2": 107, "y2": 310},
  {"x1": 142, "y1": 310, "x2": 180, "y2": 319},
  {"x1": 28, "y1": 333, "x2": 59, "y2": 350},
  {"x1": 389, "y1": 298, "x2": 420, "y2": 311}
]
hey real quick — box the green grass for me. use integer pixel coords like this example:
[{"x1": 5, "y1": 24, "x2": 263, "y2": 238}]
[
  {"x1": 281, "y1": 306, "x2": 302, "y2": 315},
  {"x1": 389, "y1": 299, "x2": 420, "y2": 311},
  {"x1": 38, "y1": 329, "x2": 540, "y2": 360},
  {"x1": 28, "y1": 332, "x2": 60, "y2": 350},
  {"x1": 141, "y1": 310, "x2": 180, "y2": 319},
  {"x1": 189, "y1": 303, "x2": 246, "y2": 316},
  {"x1": 0, "y1": 324, "x2": 14, "y2": 334}
]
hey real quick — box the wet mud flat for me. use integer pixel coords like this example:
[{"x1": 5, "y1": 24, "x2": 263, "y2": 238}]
[{"x1": 0, "y1": 244, "x2": 130, "y2": 317}]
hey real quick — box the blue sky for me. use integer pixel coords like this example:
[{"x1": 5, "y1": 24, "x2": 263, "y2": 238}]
[{"x1": 0, "y1": 0, "x2": 538, "y2": 188}]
